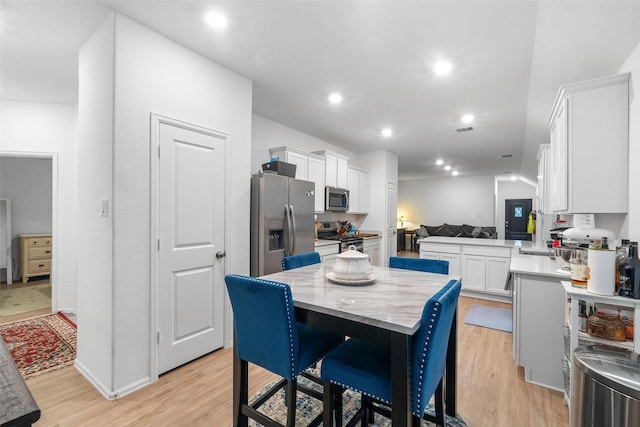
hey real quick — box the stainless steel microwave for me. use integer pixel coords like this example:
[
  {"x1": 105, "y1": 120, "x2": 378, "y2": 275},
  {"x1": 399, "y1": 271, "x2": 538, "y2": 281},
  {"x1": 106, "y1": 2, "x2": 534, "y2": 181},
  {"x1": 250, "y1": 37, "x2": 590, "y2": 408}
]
[{"x1": 325, "y1": 186, "x2": 350, "y2": 211}]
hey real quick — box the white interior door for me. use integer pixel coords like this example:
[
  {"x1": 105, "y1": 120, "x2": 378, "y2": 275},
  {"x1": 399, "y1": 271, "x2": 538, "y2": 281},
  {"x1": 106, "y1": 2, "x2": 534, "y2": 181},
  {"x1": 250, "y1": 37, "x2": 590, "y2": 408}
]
[{"x1": 157, "y1": 119, "x2": 226, "y2": 374}]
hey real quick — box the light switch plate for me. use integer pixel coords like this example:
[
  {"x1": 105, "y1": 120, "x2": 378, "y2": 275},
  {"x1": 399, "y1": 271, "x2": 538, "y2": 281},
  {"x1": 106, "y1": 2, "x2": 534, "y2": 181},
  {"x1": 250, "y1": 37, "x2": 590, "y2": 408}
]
[{"x1": 101, "y1": 199, "x2": 109, "y2": 217}]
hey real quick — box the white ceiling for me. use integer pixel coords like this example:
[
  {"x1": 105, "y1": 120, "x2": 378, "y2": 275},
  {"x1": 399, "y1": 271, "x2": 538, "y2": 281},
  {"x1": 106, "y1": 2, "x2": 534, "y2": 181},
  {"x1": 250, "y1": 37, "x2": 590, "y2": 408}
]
[{"x1": 3, "y1": 1, "x2": 640, "y2": 181}]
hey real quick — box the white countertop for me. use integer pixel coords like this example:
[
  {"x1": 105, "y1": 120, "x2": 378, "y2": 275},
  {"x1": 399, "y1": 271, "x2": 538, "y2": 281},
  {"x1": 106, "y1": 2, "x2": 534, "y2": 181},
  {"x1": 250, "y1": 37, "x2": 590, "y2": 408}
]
[
  {"x1": 262, "y1": 261, "x2": 461, "y2": 334},
  {"x1": 510, "y1": 253, "x2": 571, "y2": 278},
  {"x1": 361, "y1": 235, "x2": 381, "y2": 240},
  {"x1": 419, "y1": 236, "x2": 543, "y2": 249},
  {"x1": 314, "y1": 240, "x2": 340, "y2": 248},
  {"x1": 418, "y1": 236, "x2": 570, "y2": 278}
]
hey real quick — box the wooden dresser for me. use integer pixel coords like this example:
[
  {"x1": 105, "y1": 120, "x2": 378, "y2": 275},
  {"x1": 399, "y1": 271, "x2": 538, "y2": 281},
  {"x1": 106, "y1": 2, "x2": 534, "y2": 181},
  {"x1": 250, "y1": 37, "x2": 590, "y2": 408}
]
[{"x1": 19, "y1": 233, "x2": 52, "y2": 283}]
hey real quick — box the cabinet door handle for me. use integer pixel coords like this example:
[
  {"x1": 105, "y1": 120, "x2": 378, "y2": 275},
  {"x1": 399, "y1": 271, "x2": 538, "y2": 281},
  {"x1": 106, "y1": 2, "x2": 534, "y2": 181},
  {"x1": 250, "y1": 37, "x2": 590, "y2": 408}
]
[{"x1": 38, "y1": 264, "x2": 45, "y2": 268}]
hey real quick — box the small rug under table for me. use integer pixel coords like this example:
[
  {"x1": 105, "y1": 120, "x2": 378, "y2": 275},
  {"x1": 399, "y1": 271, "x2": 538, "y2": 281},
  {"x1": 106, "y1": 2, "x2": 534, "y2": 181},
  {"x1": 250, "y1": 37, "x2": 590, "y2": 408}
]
[
  {"x1": 248, "y1": 367, "x2": 468, "y2": 426},
  {"x1": 0, "y1": 312, "x2": 76, "y2": 379}
]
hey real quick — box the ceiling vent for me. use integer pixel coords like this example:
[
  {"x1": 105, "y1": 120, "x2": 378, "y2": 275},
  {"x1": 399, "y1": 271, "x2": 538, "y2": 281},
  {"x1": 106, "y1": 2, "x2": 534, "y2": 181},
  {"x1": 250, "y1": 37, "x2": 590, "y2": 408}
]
[
  {"x1": 455, "y1": 126, "x2": 474, "y2": 133},
  {"x1": 499, "y1": 154, "x2": 513, "y2": 158}
]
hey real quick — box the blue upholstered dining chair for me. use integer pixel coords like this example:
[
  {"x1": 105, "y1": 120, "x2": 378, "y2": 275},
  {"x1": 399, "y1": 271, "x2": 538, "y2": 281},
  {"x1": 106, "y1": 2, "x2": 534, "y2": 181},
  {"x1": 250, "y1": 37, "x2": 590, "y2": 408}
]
[
  {"x1": 389, "y1": 256, "x2": 449, "y2": 275},
  {"x1": 281, "y1": 251, "x2": 322, "y2": 271},
  {"x1": 225, "y1": 274, "x2": 343, "y2": 427},
  {"x1": 320, "y1": 279, "x2": 462, "y2": 427}
]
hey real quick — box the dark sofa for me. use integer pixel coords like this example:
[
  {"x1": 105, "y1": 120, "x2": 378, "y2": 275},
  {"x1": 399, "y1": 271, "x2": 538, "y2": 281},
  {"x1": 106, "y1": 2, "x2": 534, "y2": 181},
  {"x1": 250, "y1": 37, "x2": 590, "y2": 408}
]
[{"x1": 415, "y1": 223, "x2": 497, "y2": 239}]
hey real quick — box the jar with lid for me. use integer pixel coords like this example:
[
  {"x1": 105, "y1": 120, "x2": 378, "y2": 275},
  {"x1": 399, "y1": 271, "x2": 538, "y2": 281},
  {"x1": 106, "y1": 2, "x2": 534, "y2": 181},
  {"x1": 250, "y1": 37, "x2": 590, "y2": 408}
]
[{"x1": 571, "y1": 248, "x2": 588, "y2": 288}]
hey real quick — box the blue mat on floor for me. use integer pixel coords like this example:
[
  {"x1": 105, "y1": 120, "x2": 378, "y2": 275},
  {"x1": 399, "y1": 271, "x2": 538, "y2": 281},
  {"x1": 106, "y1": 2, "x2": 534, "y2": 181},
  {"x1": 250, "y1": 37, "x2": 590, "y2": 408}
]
[{"x1": 464, "y1": 304, "x2": 512, "y2": 332}]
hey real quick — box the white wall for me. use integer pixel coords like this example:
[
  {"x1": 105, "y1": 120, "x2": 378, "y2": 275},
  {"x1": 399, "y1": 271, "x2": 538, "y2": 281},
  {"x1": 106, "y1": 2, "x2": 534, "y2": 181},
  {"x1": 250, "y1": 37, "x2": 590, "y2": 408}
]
[
  {"x1": 251, "y1": 114, "x2": 354, "y2": 173},
  {"x1": 76, "y1": 14, "x2": 115, "y2": 395},
  {"x1": 495, "y1": 178, "x2": 537, "y2": 240},
  {"x1": 0, "y1": 158, "x2": 52, "y2": 282},
  {"x1": 0, "y1": 101, "x2": 77, "y2": 311},
  {"x1": 76, "y1": 14, "x2": 252, "y2": 398},
  {"x1": 620, "y1": 39, "x2": 640, "y2": 242},
  {"x1": 358, "y1": 150, "x2": 398, "y2": 262},
  {"x1": 398, "y1": 175, "x2": 495, "y2": 228}
]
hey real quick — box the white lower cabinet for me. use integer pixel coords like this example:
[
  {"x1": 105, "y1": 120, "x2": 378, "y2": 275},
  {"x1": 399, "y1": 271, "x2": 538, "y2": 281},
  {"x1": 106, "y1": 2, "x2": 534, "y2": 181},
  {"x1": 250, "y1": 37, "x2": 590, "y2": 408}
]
[
  {"x1": 363, "y1": 237, "x2": 381, "y2": 266},
  {"x1": 461, "y1": 255, "x2": 485, "y2": 292},
  {"x1": 513, "y1": 273, "x2": 565, "y2": 391},
  {"x1": 315, "y1": 242, "x2": 339, "y2": 262},
  {"x1": 419, "y1": 243, "x2": 461, "y2": 276},
  {"x1": 461, "y1": 246, "x2": 511, "y2": 297}
]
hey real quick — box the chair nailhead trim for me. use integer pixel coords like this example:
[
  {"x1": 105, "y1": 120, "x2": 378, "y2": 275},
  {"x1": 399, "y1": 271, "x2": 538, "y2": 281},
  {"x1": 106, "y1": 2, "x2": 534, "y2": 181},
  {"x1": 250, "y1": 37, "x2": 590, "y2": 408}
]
[
  {"x1": 329, "y1": 380, "x2": 391, "y2": 405},
  {"x1": 416, "y1": 282, "x2": 457, "y2": 414},
  {"x1": 238, "y1": 276, "x2": 297, "y2": 379},
  {"x1": 327, "y1": 282, "x2": 458, "y2": 418}
]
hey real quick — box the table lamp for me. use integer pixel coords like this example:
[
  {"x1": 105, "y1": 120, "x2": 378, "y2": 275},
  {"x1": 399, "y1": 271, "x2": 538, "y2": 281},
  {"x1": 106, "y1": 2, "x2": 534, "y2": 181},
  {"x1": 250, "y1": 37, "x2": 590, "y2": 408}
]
[{"x1": 398, "y1": 216, "x2": 406, "y2": 228}]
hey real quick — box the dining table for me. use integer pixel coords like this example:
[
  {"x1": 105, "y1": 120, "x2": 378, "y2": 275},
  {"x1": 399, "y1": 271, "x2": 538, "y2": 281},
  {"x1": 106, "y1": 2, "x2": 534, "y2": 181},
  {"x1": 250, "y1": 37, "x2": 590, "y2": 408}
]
[{"x1": 245, "y1": 261, "x2": 461, "y2": 426}]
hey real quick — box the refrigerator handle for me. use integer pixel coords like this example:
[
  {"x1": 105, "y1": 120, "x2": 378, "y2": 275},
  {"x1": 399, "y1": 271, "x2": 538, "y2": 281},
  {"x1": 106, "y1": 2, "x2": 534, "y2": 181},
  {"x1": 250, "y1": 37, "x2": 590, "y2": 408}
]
[
  {"x1": 284, "y1": 203, "x2": 292, "y2": 256},
  {"x1": 289, "y1": 204, "x2": 296, "y2": 255}
]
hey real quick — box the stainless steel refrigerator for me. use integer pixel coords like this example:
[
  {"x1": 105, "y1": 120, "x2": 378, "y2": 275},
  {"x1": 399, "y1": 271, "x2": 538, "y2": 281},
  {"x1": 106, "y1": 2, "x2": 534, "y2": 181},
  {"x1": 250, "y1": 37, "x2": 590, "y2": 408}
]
[{"x1": 251, "y1": 173, "x2": 315, "y2": 276}]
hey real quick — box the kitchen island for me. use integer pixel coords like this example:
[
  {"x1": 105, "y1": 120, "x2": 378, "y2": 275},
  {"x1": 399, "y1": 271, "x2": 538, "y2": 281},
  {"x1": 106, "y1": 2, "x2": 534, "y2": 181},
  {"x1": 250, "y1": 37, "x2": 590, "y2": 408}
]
[
  {"x1": 418, "y1": 236, "x2": 570, "y2": 391},
  {"x1": 418, "y1": 236, "x2": 544, "y2": 302}
]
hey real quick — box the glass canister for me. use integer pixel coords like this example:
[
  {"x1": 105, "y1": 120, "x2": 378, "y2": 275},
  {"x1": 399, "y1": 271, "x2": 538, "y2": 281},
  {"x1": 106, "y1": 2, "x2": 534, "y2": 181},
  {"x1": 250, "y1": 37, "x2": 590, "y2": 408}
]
[{"x1": 571, "y1": 248, "x2": 588, "y2": 288}]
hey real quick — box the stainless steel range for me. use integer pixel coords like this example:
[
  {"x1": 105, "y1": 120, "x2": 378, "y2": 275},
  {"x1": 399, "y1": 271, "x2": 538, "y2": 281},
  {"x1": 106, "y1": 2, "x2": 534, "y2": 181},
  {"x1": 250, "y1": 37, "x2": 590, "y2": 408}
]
[{"x1": 317, "y1": 222, "x2": 364, "y2": 253}]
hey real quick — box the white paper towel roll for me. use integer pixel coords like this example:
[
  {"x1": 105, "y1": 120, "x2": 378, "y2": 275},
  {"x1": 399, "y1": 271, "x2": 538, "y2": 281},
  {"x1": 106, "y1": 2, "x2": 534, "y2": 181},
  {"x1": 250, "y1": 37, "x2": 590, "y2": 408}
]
[{"x1": 587, "y1": 249, "x2": 616, "y2": 295}]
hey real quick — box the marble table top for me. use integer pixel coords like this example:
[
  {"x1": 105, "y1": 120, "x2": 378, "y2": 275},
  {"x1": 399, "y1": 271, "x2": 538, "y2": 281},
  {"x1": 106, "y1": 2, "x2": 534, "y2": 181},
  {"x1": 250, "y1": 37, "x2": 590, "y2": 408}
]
[{"x1": 261, "y1": 262, "x2": 461, "y2": 335}]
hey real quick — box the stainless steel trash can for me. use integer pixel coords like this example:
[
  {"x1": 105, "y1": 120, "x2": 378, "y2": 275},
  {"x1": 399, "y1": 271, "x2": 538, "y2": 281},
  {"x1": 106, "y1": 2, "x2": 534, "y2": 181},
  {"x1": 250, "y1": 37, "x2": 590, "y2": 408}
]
[{"x1": 571, "y1": 345, "x2": 640, "y2": 427}]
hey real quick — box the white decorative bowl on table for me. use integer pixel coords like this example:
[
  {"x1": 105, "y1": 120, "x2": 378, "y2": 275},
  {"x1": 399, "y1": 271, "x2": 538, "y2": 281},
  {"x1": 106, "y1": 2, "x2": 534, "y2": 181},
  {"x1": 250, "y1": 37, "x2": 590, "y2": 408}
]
[{"x1": 327, "y1": 245, "x2": 375, "y2": 285}]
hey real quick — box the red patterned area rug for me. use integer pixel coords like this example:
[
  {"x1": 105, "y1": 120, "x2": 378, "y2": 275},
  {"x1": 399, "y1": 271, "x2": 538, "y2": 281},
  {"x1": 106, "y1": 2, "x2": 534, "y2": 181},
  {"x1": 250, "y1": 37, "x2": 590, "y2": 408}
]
[{"x1": 0, "y1": 312, "x2": 77, "y2": 379}]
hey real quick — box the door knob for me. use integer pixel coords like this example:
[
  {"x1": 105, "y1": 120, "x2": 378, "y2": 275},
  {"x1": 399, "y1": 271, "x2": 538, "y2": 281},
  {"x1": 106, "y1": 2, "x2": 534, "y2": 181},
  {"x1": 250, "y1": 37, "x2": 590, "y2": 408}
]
[{"x1": 216, "y1": 251, "x2": 226, "y2": 259}]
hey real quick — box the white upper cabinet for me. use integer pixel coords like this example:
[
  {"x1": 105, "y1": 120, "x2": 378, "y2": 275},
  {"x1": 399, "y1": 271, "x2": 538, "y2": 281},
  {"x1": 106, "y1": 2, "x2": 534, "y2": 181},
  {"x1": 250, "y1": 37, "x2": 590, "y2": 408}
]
[
  {"x1": 537, "y1": 144, "x2": 550, "y2": 214},
  {"x1": 269, "y1": 146, "x2": 325, "y2": 212},
  {"x1": 313, "y1": 150, "x2": 349, "y2": 189},
  {"x1": 307, "y1": 155, "x2": 325, "y2": 213},
  {"x1": 347, "y1": 166, "x2": 369, "y2": 214},
  {"x1": 547, "y1": 73, "x2": 630, "y2": 214}
]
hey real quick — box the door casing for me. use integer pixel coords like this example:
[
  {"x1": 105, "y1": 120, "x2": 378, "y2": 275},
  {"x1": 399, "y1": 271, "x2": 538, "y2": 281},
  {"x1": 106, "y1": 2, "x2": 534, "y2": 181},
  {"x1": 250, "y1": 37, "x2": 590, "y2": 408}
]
[
  {"x1": 149, "y1": 113, "x2": 231, "y2": 380},
  {"x1": 0, "y1": 151, "x2": 58, "y2": 310}
]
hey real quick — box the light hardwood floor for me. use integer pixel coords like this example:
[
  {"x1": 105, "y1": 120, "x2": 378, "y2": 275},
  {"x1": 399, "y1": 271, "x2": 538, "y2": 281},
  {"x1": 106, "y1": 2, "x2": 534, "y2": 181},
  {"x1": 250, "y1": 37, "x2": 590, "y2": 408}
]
[{"x1": 20, "y1": 295, "x2": 568, "y2": 427}]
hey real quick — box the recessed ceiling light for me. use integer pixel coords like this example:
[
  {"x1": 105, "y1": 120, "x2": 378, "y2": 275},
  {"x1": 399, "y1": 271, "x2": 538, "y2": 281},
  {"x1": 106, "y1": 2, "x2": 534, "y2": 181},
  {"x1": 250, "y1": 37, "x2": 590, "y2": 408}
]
[
  {"x1": 436, "y1": 159, "x2": 444, "y2": 166},
  {"x1": 204, "y1": 10, "x2": 228, "y2": 29},
  {"x1": 511, "y1": 175, "x2": 518, "y2": 181},
  {"x1": 434, "y1": 60, "x2": 453, "y2": 76},
  {"x1": 381, "y1": 128, "x2": 393, "y2": 137},
  {"x1": 461, "y1": 114, "x2": 474, "y2": 124},
  {"x1": 444, "y1": 165, "x2": 452, "y2": 171},
  {"x1": 452, "y1": 170, "x2": 459, "y2": 176},
  {"x1": 328, "y1": 93, "x2": 343, "y2": 104}
]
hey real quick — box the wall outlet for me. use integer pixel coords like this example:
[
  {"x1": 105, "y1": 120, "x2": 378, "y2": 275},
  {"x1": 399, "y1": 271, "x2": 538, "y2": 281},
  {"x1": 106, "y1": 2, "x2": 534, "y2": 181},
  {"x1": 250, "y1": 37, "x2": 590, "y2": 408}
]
[{"x1": 101, "y1": 199, "x2": 109, "y2": 217}]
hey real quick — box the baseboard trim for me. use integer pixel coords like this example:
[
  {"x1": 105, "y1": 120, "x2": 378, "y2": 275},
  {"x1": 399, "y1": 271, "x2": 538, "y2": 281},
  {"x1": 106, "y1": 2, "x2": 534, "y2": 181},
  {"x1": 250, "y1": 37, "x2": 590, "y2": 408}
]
[
  {"x1": 74, "y1": 360, "x2": 152, "y2": 400},
  {"x1": 460, "y1": 290, "x2": 512, "y2": 304}
]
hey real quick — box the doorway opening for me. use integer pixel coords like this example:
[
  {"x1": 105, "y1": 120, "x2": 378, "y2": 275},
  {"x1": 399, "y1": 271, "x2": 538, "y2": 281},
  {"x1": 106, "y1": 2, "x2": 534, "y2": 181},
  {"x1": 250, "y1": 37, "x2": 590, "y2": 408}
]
[{"x1": 0, "y1": 153, "x2": 57, "y2": 322}]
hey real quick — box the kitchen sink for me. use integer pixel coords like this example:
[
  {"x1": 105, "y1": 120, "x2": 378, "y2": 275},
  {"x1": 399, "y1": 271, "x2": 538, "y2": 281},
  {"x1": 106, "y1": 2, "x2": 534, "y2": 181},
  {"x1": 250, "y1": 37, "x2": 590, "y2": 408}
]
[{"x1": 518, "y1": 247, "x2": 552, "y2": 256}]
